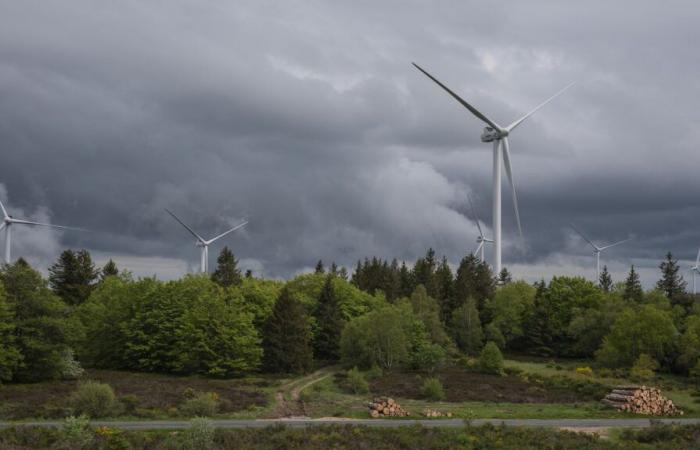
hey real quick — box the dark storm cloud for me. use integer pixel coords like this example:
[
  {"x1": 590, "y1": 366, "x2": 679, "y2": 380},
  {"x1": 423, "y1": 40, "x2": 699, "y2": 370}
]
[{"x1": 1, "y1": 0, "x2": 699, "y2": 286}]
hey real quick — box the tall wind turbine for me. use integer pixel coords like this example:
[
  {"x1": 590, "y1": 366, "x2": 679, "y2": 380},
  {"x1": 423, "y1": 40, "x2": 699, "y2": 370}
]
[
  {"x1": 468, "y1": 195, "x2": 492, "y2": 263},
  {"x1": 570, "y1": 224, "x2": 631, "y2": 281},
  {"x1": 166, "y1": 209, "x2": 248, "y2": 273},
  {"x1": 0, "y1": 199, "x2": 82, "y2": 264},
  {"x1": 413, "y1": 63, "x2": 574, "y2": 275},
  {"x1": 690, "y1": 248, "x2": 700, "y2": 295}
]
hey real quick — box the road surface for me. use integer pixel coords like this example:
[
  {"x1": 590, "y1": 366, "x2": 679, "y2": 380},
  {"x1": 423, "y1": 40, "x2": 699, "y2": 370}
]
[{"x1": 2, "y1": 418, "x2": 700, "y2": 430}]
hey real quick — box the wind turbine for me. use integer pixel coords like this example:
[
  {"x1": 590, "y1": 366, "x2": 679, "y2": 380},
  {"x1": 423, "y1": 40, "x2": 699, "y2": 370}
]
[
  {"x1": 0, "y1": 199, "x2": 82, "y2": 264},
  {"x1": 468, "y1": 194, "x2": 492, "y2": 263},
  {"x1": 570, "y1": 224, "x2": 631, "y2": 281},
  {"x1": 690, "y1": 248, "x2": 700, "y2": 295},
  {"x1": 165, "y1": 209, "x2": 248, "y2": 273},
  {"x1": 413, "y1": 63, "x2": 574, "y2": 276}
]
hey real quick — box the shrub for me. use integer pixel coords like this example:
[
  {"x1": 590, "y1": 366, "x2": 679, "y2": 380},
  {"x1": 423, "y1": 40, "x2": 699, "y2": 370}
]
[
  {"x1": 365, "y1": 363, "x2": 383, "y2": 380},
  {"x1": 70, "y1": 381, "x2": 118, "y2": 418},
  {"x1": 346, "y1": 367, "x2": 369, "y2": 394},
  {"x1": 180, "y1": 417, "x2": 215, "y2": 450},
  {"x1": 479, "y1": 341, "x2": 504, "y2": 375},
  {"x1": 576, "y1": 366, "x2": 593, "y2": 377},
  {"x1": 630, "y1": 353, "x2": 658, "y2": 381},
  {"x1": 120, "y1": 394, "x2": 140, "y2": 415},
  {"x1": 58, "y1": 349, "x2": 85, "y2": 380},
  {"x1": 58, "y1": 415, "x2": 93, "y2": 449},
  {"x1": 422, "y1": 377, "x2": 445, "y2": 401},
  {"x1": 180, "y1": 392, "x2": 219, "y2": 417}
]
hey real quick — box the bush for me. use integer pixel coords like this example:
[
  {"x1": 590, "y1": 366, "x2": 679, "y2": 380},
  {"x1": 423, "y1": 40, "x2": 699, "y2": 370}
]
[
  {"x1": 179, "y1": 417, "x2": 215, "y2": 450},
  {"x1": 179, "y1": 392, "x2": 219, "y2": 417},
  {"x1": 630, "y1": 353, "x2": 658, "y2": 381},
  {"x1": 422, "y1": 377, "x2": 445, "y2": 401},
  {"x1": 479, "y1": 341, "x2": 504, "y2": 375},
  {"x1": 120, "y1": 394, "x2": 140, "y2": 415},
  {"x1": 58, "y1": 415, "x2": 93, "y2": 449},
  {"x1": 365, "y1": 363, "x2": 383, "y2": 380},
  {"x1": 346, "y1": 367, "x2": 369, "y2": 394},
  {"x1": 70, "y1": 381, "x2": 119, "y2": 418},
  {"x1": 575, "y1": 366, "x2": 594, "y2": 376}
]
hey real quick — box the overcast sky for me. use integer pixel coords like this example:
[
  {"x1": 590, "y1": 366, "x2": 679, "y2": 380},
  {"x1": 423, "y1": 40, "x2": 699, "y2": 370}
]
[{"x1": 1, "y1": 1, "x2": 699, "y2": 287}]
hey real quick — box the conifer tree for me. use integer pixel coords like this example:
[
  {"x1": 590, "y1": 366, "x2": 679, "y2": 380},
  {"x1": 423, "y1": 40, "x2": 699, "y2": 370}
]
[
  {"x1": 48, "y1": 249, "x2": 99, "y2": 305},
  {"x1": 624, "y1": 265, "x2": 643, "y2": 302},
  {"x1": 315, "y1": 260, "x2": 325, "y2": 274},
  {"x1": 101, "y1": 259, "x2": 119, "y2": 281},
  {"x1": 398, "y1": 261, "x2": 414, "y2": 298},
  {"x1": 329, "y1": 262, "x2": 338, "y2": 276},
  {"x1": 211, "y1": 246, "x2": 242, "y2": 287},
  {"x1": 313, "y1": 276, "x2": 344, "y2": 360},
  {"x1": 338, "y1": 266, "x2": 348, "y2": 281},
  {"x1": 412, "y1": 248, "x2": 438, "y2": 298},
  {"x1": 599, "y1": 265, "x2": 613, "y2": 293},
  {"x1": 656, "y1": 252, "x2": 686, "y2": 301},
  {"x1": 245, "y1": 269, "x2": 253, "y2": 279},
  {"x1": 434, "y1": 256, "x2": 454, "y2": 323},
  {"x1": 498, "y1": 267, "x2": 512, "y2": 285},
  {"x1": 262, "y1": 288, "x2": 313, "y2": 373}
]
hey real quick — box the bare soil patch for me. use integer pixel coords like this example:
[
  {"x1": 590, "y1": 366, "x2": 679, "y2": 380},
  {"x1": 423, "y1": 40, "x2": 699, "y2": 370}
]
[
  {"x1": 368, "y1": 367, "x2": 592, "y2": 403},
  {"x1": 0, "y1": 370, "x2": 269, "y2": 419}
]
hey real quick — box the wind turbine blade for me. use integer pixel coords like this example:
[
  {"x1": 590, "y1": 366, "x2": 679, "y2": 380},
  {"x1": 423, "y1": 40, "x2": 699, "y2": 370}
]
[
  {"x1": 0, "y1": 222, "x2": 5, "y2": 232},
  {"x1": 165, "y1": 209, "x2": 205, "y2": 243},
  {"x1": 412, "y1": 63, "x2": 502, "y2": 131},
  {"x1": 0, "y1": 200, "x2": 7, "y2": 219},
  {"x1": 206, "y1": 220, "x2": 248, "y2": 244},
  {"x1": 10, "y1": 219, "x2": 84, "y2": 231},
  {"x1": 506, "y1": 82, "x2": 576, "y2": 132},
  {"x1": 599, "y1": 237, "x2": 632, "y2": 251},
  {"x1": 501, "y1": 137, "x2": 522, "y2": 236},
  {"x1": 570, "y1": 223, "x2": 598, "y2": 250},
  {"x1": 467, "y1": 194, "x2": 484, "y2": 237},
  {"x1": 474, "y1": 241, "x2": 484, "y2": 256},
  {"x1": 696, "y1": 247, "x2": 700, "y2": 267}
]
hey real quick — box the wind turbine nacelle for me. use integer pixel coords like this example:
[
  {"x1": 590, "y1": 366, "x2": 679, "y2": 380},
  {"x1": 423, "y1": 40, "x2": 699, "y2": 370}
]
[{"x1": 480, "y1": 127, "x2": 505, "y2": 142}]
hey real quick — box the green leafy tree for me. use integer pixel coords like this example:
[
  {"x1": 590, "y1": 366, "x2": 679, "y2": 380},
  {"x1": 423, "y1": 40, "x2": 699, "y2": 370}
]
[
  {"x1": 100, "y1": 259, "x2": 119, "y2": 281},
  {"x1": 656, "y1": 252, "x2": 687, "y2": 301},
  {"x1": 211, "y1": 246, "x2": 242, "y2": 287},
  {"x1": 1, "y1": 259, "x2": 76, "y2": 381},
  {"x1": 623, "y1": 265, "x2": 643, "y2": 302},
  {"x1": 0, "y1": 280, "x2": 21, "y2": 381},
  {"x1": 450, "y1": 298, "x2": 484, "y2": 355},
  {"x1": 599, "y1": 265, "x2": 613, "y2": 293},
  {"x1": 479, "y1": 341, "x2": 504, "y2": 375},
  {"x1": 262, "y1": 288, "x2": 313, "y2": 373},
  {"x1": 485, "y1": 281, "x2": 535, "y2": 349},
  {"x1": 404, "y1": 285, "x2": 452, "y2": 350},
  {"x1": 49, "y1": 249, "x2": 99, "y2": 305},
  {"x1": 677, "y1": 314, "x2": 700, "y2": 372},
  {"x1": 313, "y1": 276, "x2": 344, "y2": 360},
  {"x1": 596, "y1": 305, "x2": 676, "y2": 368}
]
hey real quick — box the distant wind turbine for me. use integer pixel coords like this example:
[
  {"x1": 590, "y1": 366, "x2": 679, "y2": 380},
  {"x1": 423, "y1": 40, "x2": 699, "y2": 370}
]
[
  {"x1": 413, "y1": 62, "x2": 574, "y2": 275},
  {"x1": 0, "y1": 199, "x2": 83, "y2": 264},
  {"x1": 690, "y1": 248, "x2": 700, "y2": 295},
  {"x1": 468, "y1": 195, "x2": 492, "y2": 263},
  {"x1": 166, "y1": 209, "x2": 248, "y2": 273},
  {"x1": 570, "y1": 223, "x2": 631, "y2": 281}
]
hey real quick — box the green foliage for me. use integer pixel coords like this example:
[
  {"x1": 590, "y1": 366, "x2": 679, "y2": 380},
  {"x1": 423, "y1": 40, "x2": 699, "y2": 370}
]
[
  {"x1": 596, "y1": 305, "x2": 677, "y2": 368},
  {"x1": 70, "y1": 381, "x2": 119, "y2": 418},
  {"x1": 630, "y1": 353, "x2": 658, "y2": 381},
  {"x1": 498, "y1": 267, "x2": 512, "y2": 285},
  {"x1": 100, "y1": 259, "x2": 119, "y2": 281},
  {"x1": 484, "y1": 322, "x2": 505, "y2": 350},
  {"x1": 479, "y1": 341, "x2": 504, "y2": 375},
  {"x1": 262, "y1": 288, "x2": 313, "y2": 373},
  {"x1": 450, "y1": 298, "x2": 483, "y2": 355},
  {"x1": 405, "y1": 285, "x2": 453, "y2": 350},
  {"x1": 677, "y1": 314, "x2": 700, "y2": 372},
  {"x1": 421, "y1": 377, "x2": 445, "y2": 401},
  {"x1": 657, "y1": 252, "x2": 687, "y2": 302},
  {"x1": 211, "y1": 246, "x2": 242, "y2": 287},
  {"x1": 59, "y1": 415, "x2": 93, "y2": 449},
  {"x1": 180, "y1": 417, "x2": 215, "y2": 450},
  {"x1": 0, "y1": 280, "x2": 21, "y2": 382},
  {"x1": 486, "y1": 281, "x2": 535, "y2": 349},
  {"x1": 623, "y1": 265, "x2": 644, "y2": 302},
  {"x1": 452, "y1": 254, "x2": 495, "y2": 313},
  {"x1": 346, "y1": 367, "x2": 370, "y2": 394},
  {"x1": 49, "y1": 249, "x2": 99, "y2": 306},
  {"x1": 313, "y1": 276, "x2": 344, "y2": 360},
  {"x1": 0, "y1": 260, "x2": 76, "y2": 382},
  {"x1": 180, "y1": 392, "x2": 219, "y2": 417},
  {"x1": 599, "y1": 265, "x2": 613, "y2": 292}
]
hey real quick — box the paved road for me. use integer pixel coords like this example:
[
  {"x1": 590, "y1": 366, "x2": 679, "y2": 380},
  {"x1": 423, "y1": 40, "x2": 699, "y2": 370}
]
[{"x1": 2, "y1": 418, "x2": 700, "y2": 430}]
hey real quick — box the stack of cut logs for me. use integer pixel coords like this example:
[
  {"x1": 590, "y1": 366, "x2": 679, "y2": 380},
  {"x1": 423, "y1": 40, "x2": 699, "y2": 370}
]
[
  {"x1": 601, "y1": 385, "x2": 683, "y2": 416},
  {"x1": 422, "y1": 409, "x2": 452, "y2": 418},
  {"x1": 368, "y1": 397, "x2": 410, "y2": 417}
]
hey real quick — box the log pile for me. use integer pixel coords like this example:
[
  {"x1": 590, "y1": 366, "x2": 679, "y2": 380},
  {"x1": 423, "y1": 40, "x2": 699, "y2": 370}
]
[
  {"x1": 368, "y1": 397, "x2": 410, "y2": 417},
  {"x1": 601, "y1": 385, "x2": 683, "y2": 416},
  {"x1": 422, "y1": 408, "x2": 452, "y2": 418}
]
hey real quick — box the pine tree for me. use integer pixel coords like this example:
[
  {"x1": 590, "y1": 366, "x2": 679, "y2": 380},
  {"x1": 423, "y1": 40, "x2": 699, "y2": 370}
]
[
  {"x1": 599, "y1": 265, "x2": 613, "y2": 293},
  {"x1": 313, "y1": 276, "x2": 344, "y2": 360},
  {"x1": 315, "y1": 260, "x2": 325, "y2": 274},
  {"x1": 329, "y1": 262, "x2": 338, "y2": 276},
  {"x1": 48, "y1": 249, "x2": 99, "y2": 305},
  {"x1": 398, "y1": 261, "x2": 414, "y2": 298},
  {"x1": 498, "y1": 267, "x2": 512, "y2": 285},
  {"x1": 624, "y1": 265, "x2": 643, "y2": 302},
  {"x1": 245, "y1": 269, "x2": 253, "y2": 279},
  {"x1": 412, "y1": 248, "x2": 437, "y2": 298},
  {"x1": 434, "y1": 257, "x2": 454, "y2": 324},
  {"x1": 101, "y1": 259, "x2": 119, "y2": 281},
  {"x1": 262, "y1": 288, "x2": 313, "y2": 373},
  {"x1": 211, "y1": 246, "x2": 242, "y2": 287},
  {"x1": 338, "y1": 266, "x2": 348, "y2": 281},
  {"x1": 656, "y1": 252, "x2": 687, "y2": 301}
]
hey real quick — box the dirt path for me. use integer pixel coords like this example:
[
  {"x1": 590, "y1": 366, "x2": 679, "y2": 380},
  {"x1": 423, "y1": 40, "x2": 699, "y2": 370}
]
[{"x1": 270, "y1": 368, "x2": 335, "y2": 418}]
